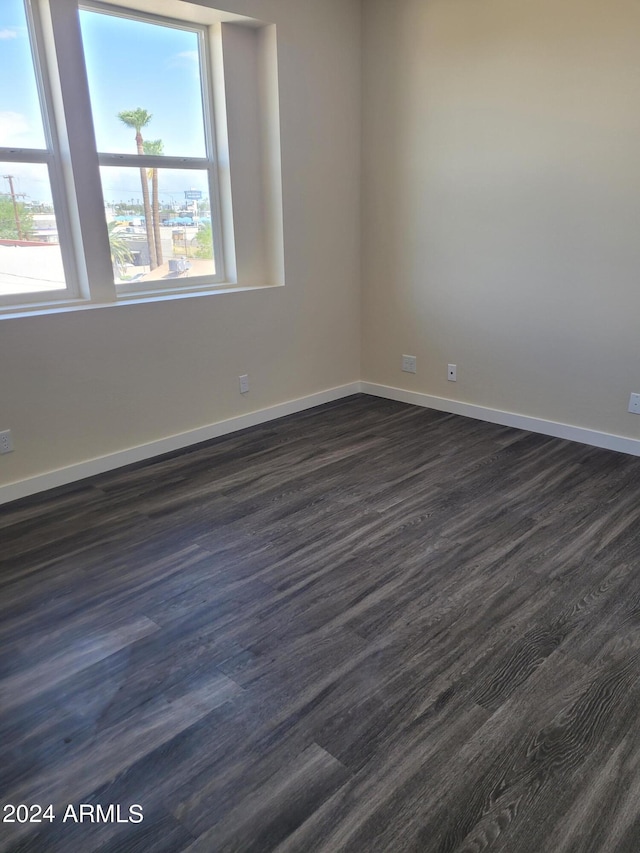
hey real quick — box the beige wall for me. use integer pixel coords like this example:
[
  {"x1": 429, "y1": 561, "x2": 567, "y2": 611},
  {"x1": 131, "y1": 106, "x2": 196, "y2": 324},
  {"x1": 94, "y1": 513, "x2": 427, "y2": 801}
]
[
  {"x1": 6, "y1": 0, "x2": 640, "y2": 496},
  {"x1": 0, "y1": 0, "x2": 362, "y2": 489},
  {"x1": 362, "y1": 0, "x2": 640, "y2": 439}
]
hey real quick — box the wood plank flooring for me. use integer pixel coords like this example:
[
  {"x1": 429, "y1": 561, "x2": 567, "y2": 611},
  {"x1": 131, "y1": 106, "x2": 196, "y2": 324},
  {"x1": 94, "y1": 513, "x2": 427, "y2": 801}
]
[{"x1": 2, "y1": 394, "x2": 640, "y2": 852}]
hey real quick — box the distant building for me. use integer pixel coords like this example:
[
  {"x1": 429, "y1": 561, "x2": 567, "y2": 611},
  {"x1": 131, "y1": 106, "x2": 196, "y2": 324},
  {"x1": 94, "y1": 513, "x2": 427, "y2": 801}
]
[{"x1": 32, "y1": 214, "x2": 58, "y2": 244}]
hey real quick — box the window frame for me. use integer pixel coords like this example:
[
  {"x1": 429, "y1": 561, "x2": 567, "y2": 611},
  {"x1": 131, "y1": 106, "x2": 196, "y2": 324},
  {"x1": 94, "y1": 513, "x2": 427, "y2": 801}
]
[
  {"x1": 80, "y1": 0, "x2": 227, "y2": 295},
  {"x1": 0, "y1": 0, "x2": 82, "y2": 307}
]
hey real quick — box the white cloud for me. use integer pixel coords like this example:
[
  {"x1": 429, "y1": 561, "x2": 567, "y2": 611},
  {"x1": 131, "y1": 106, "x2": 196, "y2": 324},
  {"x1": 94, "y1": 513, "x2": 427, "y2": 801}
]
[
  {"x1": 167, "y1": 50, "x2": 199, "y2": 69},
  {"x1": 0, "y1": 111, "x2": 31, "y2": 146},
  {"x1": 0, "y1": 29, "x2": 18, "y2": 40}
]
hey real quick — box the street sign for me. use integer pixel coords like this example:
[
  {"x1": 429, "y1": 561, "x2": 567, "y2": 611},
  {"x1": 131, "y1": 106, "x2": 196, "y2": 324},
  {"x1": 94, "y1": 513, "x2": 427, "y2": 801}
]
[{"x1": 184, "y1": 190, "x2": 202, "y2": 200}]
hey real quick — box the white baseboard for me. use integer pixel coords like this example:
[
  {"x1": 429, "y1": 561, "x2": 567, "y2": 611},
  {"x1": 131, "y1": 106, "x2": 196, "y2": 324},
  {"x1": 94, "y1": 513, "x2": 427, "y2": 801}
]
[
  {"x1": 362, "y1": 382, "x2": 640, "y2": 457},
  {"x1": 0, "y1": 382, "x2": 363, "y2": 506},
  {"x1": 4, "y1": 379, "x2": 640, "y2": 506}
]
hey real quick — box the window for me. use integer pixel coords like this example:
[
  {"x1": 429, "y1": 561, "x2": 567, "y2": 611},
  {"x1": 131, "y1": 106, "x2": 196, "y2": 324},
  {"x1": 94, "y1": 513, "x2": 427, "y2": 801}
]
[
  {"x1": 0, "y1": 0, "x2": 284, "y2": 315},
  {"x1": 0, "y1": 0, "x2": 77, "y2": 305},
  {"x1": 79, "y1": 3, "x2": 224, "y2": 291}
]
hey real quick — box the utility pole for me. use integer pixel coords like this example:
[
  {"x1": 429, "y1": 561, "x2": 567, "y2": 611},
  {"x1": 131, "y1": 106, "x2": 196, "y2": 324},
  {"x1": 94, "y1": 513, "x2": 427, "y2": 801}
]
[{"x1": 3, "y1": 175, "x2": 25, "y2": 241}]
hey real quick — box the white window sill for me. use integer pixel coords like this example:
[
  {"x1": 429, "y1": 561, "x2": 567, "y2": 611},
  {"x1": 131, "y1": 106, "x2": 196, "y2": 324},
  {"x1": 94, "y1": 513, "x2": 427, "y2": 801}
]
[{"x1": 0, "y1": 280, "x2": 283, "y2": 320}]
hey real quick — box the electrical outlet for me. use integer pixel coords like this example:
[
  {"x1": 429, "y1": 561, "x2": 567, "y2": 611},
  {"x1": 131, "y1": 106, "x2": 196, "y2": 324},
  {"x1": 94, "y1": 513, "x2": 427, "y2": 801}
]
[
  {"x1": 239, "y1": 374, "x2": 249, "y2": 394},
  {"x1": 628, "y1": 393, "x2": 640, "y2": 414},
  {"x1": 402, "y1": 355, "x2": 417, "y2": 374},
  {"x1": 448, "y1": 364, "x2": 457, "y2": 381},
  {"x1": 0, "y1": 430, "x2": 13, "y2": 454}
]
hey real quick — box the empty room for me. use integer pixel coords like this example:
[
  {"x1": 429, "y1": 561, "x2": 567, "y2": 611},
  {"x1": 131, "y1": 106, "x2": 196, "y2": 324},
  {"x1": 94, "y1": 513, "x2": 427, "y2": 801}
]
[{"x1": 2, "y1": 0, "x2": 640, "y2": 850}]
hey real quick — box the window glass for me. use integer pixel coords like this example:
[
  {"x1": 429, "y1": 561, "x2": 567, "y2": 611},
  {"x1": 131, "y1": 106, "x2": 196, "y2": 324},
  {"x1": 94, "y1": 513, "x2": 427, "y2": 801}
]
[
  {"x1": 0, "y1": 163, "x2": 65, "y2": 296},
  {"x1": 101, "y1": 166, "x2": 216, "y2": 284},
  {"x1": 79, "y1": 9, "x2": 207, "y2": 158},
  {"x1": 0, "y1": 0, "x2": 46, "y2": 150}
]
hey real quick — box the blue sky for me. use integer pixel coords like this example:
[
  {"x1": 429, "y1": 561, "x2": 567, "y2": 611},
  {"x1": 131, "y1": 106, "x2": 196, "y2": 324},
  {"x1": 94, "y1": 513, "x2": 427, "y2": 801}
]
[
  {"x1": 1, "y1": 0, "x2": 210, "y2": 207},
  {"x1": 0, "y1": 0, "x2": 46, "y2": 150}
]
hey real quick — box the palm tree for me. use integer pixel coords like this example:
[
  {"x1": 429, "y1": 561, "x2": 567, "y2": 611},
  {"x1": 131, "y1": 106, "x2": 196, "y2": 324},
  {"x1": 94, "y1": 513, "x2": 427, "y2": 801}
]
[
  {"x1": 108, "y1": 221, "x2": 133, "y2": 278},
  {"x1": 143, "y1": 139, "x2": 164, "y2": 266},
  {"x1": 117, "y1": 108, "x2": 157, "y2": 270}
]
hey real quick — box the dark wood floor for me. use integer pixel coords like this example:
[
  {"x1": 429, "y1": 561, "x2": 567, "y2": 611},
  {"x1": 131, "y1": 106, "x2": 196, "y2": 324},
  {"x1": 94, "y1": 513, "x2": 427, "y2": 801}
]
[{"x1": 3, "y1": 395, "x2": 640, "y2": 852}]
